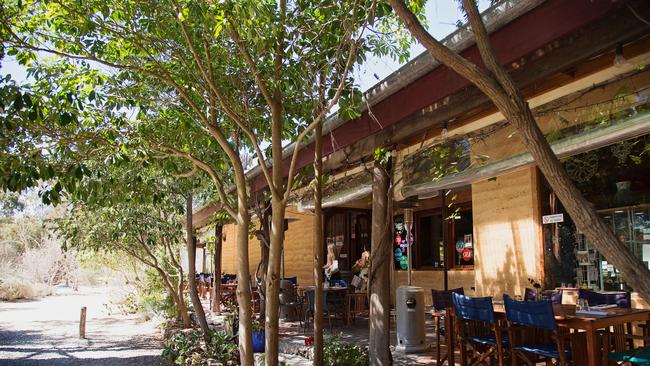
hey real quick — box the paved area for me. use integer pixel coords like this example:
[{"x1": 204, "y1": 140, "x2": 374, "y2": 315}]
[
  {"x1": 0, "y1": 286, "x2": 170, "y2": 366},
  {"x1": 277, "y1": 309, "x2": 451, "y2": 365}
]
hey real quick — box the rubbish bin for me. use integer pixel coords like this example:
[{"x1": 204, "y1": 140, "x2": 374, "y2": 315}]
[{"x1": 395, "y1": 285, "x2": 427, "y2": 353}]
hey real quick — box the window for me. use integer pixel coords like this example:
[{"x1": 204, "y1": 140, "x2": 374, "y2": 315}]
[
  {"x1": 418, "y1": 214, "x2": 444, "y2": 268},
  {"x1": 397, "y1": 207, "x2": 473, "y2": 270}
]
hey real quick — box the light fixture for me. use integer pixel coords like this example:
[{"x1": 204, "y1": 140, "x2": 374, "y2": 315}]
[
  {"x1": 614, "y1": 44, "x2": 626, "y2": 67},
  {"x1": 398, "y1": 197, "x2": 419, "y2": 286}
]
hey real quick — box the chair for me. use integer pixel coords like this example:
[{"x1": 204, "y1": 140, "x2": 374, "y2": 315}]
[
  {"x1": 452, "y1": 293, "x2": 507, "y2": 366},
  {"x1": 431, "y1": 288, "x2": 464, "y2": 366},
  {"x1": 578, "y1": 289, "x2": 631, "y2": 308},
  {"x1": 524, "y1": 288, "x2": 563, "y2": 304},
  {"x1": 503, "y1": 294, "x2": 571, "y2": 366},
  {"x1": 282, "y1": 276, "x2": 298, "y2": 286},
  {"x1": 603, "y1": 328, "x2": 650, "y2": 365},
  {"x1": 303, "y1": 289, "x2": 332, "y2": 333},
  {"x1": 279, "y1": 279, "x2": 302, "y2": 325}
]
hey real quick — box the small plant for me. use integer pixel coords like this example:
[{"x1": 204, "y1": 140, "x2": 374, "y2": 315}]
[
  {"x1": 527, "y1": 278, "x2": 542, "y2": 289},
  {"x1": 162, "y1": 329, "x2": 202, "y2": 366},
  {"x1": 323, "y1": 335, "x2": 369, "y2": 366},
  {"x1": 251, "y1": 317, "x2": 265, "y2": 332},
  {"x1": 163, "y1": 329, "x2": 239, "y2": 366},
  {"x1": 205, "y1": 330, "x2": 238, "y2": 364}
]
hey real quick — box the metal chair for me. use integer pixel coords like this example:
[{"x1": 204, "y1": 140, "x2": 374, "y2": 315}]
[
  {"x1": 452, "y1": 293, "x2": 507, "y2": 366},
  {"x1": 503, "y1": 294, "x2": 571, "y2": 366},
  {"x1": 303, "y1": 289, "x2": 332, "y2": 333},
  {"x1": 279, "y1": 279, "x2": 302, "y2": 325},
  {"x1": 431, "y1": 287, "x2": 464, "y2": 366}
]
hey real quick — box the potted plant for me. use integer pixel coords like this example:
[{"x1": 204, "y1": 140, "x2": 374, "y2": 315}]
[{"x1": 252, "y1": 318, "x2": 265, "y2": 353}]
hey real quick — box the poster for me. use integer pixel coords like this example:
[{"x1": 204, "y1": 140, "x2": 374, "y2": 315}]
[{"x1": 393, "y1": 215, "x2": 413, "y2": 270}]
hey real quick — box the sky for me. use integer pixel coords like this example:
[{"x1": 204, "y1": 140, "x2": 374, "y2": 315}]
[{"x1": 1, "y1": 0, "x2": 491, "y2": 92}]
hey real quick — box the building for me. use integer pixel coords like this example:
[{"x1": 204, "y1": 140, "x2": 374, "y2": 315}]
[{"x1": 195, "y1": 0, "x2": 650, "y2": 307}]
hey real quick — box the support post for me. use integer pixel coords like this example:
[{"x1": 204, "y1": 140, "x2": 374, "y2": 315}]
[
  {"x1": 369, "y1": 160, "x2": 391, "y2": 366},
  {"x1": 440, "y1": 189, "x2": 449, "y2": 291}
]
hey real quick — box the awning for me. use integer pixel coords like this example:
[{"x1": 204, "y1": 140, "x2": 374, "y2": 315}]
[
  {"x1": 297, "y1": 170, "x2": 372, "y2": 210},
  {"x1": 401, "y1": 111, "x2": 650, "y2": 198}
]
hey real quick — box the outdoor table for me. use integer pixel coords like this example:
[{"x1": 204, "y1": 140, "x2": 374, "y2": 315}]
[
  {"x1": 219, "y1": 283, "x2": 238, "y2": 309},
  {"x1": 443, "y1": 304, "x2": 650, "y2": 366}
]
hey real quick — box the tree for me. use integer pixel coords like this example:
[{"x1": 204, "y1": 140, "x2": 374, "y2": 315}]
[
  {"x1": 387, "y1": 0, "x2": 650, "y2": 301},
  {"x1": 57, "y1": 185, "x2": 193, "y2": 327},
  {"x1": 2, "y1": 1, "x2": 418, "y2": 363}
]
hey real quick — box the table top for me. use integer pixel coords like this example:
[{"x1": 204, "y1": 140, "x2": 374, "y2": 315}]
[{"x1": 489, "y1": 303, "x2": 650, "y2": 330}]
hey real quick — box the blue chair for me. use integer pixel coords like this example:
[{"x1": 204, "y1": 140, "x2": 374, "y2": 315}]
[
  {"x1": 578, "y1": 289, "x2": 630, "y2": 308},
  {"x1": 282, "y1": 276, "x2": 298, "y2": 286},
  {"x1": 525, "y1": 288, "x2": 563, "y2": 304},
  {"x1": 452, "y1": 293, "x2": 507, "y2": 365},
  {"x1": 503, "y1": 294, "x2": 570, "y2": 366}
]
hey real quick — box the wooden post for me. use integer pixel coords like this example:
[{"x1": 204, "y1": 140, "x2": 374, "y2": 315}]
[
  {"x1": 313, "y1": 119, "x2": 324, "y2": 365},
  {"x1": 79, "y1": 306, "x2": 87, "y2": 338},
  {"x1": 369, "y1": 160, "x2": 391, "y2": 366}
]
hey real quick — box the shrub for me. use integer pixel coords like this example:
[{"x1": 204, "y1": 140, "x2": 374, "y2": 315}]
[
  {"x1": 163, "y1": 329, "x2": 238, "y2": 366},
  {"x1": 0, "y1": 275, "x2": 52, "y2": 301},
  {"x1": 324, "y1": 335, "x2": 369, "y2": 366}
]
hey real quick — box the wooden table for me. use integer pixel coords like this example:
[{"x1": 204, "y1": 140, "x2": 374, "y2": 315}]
[{"x1": 443, "y1": 304, "x2": 650, "y2": 366}]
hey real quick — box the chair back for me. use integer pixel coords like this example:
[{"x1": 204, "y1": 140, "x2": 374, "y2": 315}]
[
  {"x1": 279, "y1": 280, "x2": 296, "y2": 304},
  {"x1": 452, "y1": 293, "x2": 496, "y2": 324},
  {"x1": 431, "y1": 287, "x2": 464, "y2": 312},
  {"x1": 542, "y1": 290, "x2": 563, "y2": 305},
  {"x1": 524, "y1": 287, "x2": 538, "y2": 301},
  {"x1": 306, "y1": 289, "x2": 327, "y2": 311},
  {"x1": 578, "y1": 289, "x2": 630, "y2": 308},
  {"x1": 282, "y1": 276, "x2": 298, "y2": 286},
  {"x1": 504, "y1": 294, "x2": 556, "y2": 331}
]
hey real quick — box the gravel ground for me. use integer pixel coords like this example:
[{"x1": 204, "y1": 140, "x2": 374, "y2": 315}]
[{"x1": 0, "y1": 286, "x2": 171, "y2": 366}]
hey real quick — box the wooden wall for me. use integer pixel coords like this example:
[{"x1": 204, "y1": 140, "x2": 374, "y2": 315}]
[{"x1": 471, "y1": 167, "x2": 543, "y2": 298}]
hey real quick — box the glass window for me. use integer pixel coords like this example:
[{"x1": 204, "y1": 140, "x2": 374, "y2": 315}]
[
  {"x1": 452, "y1": 210, "x2": 474, "y2": 266},
  {"x1": 418, "y1": 214, "x2": 444, "y2": 268}
]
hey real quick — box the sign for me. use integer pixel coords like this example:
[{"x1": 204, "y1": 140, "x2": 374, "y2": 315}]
[
  {"x1": 394, "y1": 248, "x2": 402, "y2": 259},
  {"x1": 455, "y1": 239, "x2": 465, "y2": 253},
  {"x1": 462, "y1": 248, "x2": 473, "y2": 262},
  {"x1": 542, "y1": 213, "x2": 564, "y2": 224}
]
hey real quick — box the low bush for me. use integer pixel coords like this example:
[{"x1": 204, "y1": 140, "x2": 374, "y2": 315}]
[
  {"x1": 324, "y1": 335, "x2": 369, "y2": 366},
  {"x1": 0, "y1": 275, "x2": 52, "y2": 301},
  {"x1": 163, "y1": 328, "x2": 238, "y2": 366}
]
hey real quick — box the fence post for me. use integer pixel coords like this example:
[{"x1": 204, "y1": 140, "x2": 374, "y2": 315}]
[{"x1": 79, "y1": 306, "x2": 86, "y2": 338}]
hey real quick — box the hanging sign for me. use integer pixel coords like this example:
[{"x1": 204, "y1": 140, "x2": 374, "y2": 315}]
[
  {"x1": 462, "y1": 248, "x2": 473, "y2": 262},
  {"x1": 542, "y1": 213, "x2": 564, "y2": 224}
]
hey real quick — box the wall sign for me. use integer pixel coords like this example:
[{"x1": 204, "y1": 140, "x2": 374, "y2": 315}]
[
  {"x1": 462, "y1": 248, "x2": 473, "y2": 262},
  {"x1": 542, "y1": 213, "x2": 564, "y2": 224}
]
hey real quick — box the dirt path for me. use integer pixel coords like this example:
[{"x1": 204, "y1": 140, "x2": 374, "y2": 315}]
[{"x1": 0, "y1": 286, "x2": 171, "y2": 366}]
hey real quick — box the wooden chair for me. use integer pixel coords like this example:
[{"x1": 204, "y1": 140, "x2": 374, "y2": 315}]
[
  {"x1": 452, "y1": 293, "x2": 507, "y2": 366},
  {"x1": 303, "y1": 289, "x2": 332, "y2": 333},
  {"x1": 504, "y1": 294, "x2": 571, "y2": 366},
  {"x1": 432, "y1": 287, "x2": 464, "y2": 366},
  {"x1": 602, "y1": 324, "x2": 650, "y2": 365}
]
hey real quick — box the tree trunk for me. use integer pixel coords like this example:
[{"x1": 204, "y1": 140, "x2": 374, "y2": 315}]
[
  {"x1": 235, "y1": 199, "x2": 254, "y2": 366},
  {"x1": 156, "y1": 266, "x2": 191, "y2": 328},
  {"x1": 212, "y1": 225, "x2": 223, "y2": 314},
  {"x1": 256, "y1": 206, "x2": 270, "y2": 321},
  {"x1": 265, "y1": 197, "x2": 285, "y2": 366},
  {"x1": 313, "y1": 120, "x2": 325, "y2": 366},
  {"x1": 389, "y1": 0, "x2": 650, "y2": 302},
  {"x1": 186, "y1": 193, "x2": 211, "y2": 342},
  {"x1": 369, "y1": 161, "x2": 391, "y2": 366}
]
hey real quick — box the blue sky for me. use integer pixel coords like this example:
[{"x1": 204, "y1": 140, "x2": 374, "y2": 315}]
[{"x1": 1, "y1": 0, "x2": 490, "y2": 92}]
